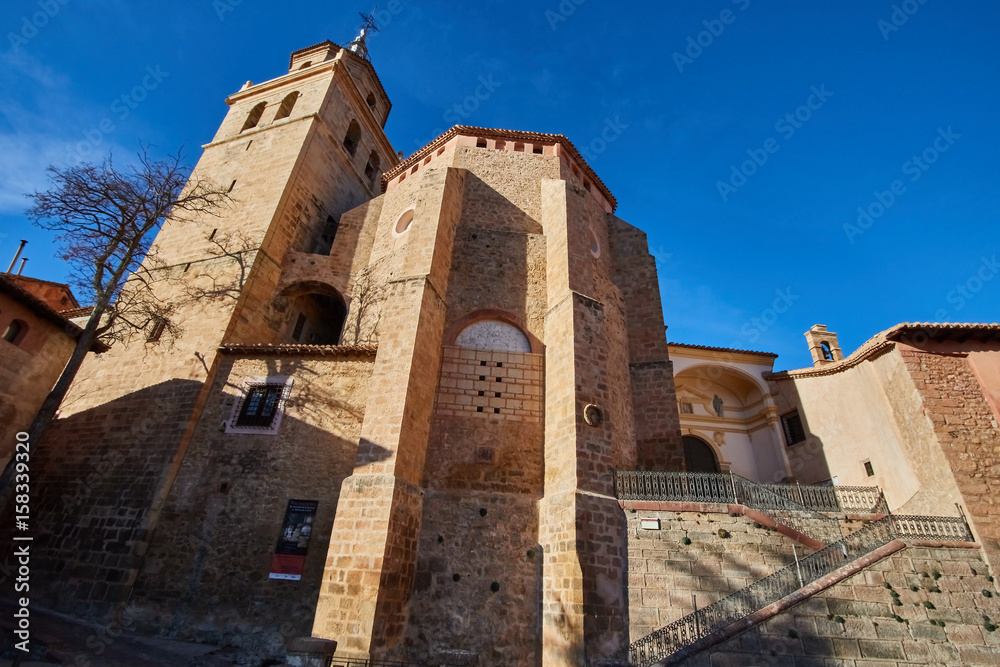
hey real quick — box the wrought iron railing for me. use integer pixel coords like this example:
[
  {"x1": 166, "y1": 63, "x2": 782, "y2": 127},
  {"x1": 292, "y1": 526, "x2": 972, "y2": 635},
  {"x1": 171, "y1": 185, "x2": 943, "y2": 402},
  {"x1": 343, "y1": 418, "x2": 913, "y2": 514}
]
[
  {"x1": 758, "y1": 483, "x2": 888, "y2": 515},
  {"x1": 616, "y1": 471, "x2": 843, "y2": 545},
  {"x1": 892, "y1": 515, "x2": 973, "y2": 541},
  {"x1": 731, "y1": 475, "x2": 844, "y2": 545},
  {"x1": 626, "y1": 513, "x2": 973, "y2": 667},
  {"x1": 616, "y1": 471, "x2": 886, "y2": 515}
]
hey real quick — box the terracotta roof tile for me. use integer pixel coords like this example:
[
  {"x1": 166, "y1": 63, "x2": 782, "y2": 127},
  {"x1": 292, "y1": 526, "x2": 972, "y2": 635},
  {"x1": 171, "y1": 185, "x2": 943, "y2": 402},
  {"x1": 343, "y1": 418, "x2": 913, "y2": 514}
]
[
  {"x1": 218, "y1": 343, "x2": 378, "y2": 356},
  {"x1": 668, "y1": 342, "x2": 778, "y2": 358}
]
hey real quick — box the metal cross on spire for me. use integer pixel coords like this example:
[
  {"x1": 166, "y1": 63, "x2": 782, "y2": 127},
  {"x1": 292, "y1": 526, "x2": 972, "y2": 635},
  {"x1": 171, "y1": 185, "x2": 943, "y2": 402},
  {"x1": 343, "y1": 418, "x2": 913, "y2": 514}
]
[{"x1": 349, "y1": 7, "x2": 381, "y2": 60}]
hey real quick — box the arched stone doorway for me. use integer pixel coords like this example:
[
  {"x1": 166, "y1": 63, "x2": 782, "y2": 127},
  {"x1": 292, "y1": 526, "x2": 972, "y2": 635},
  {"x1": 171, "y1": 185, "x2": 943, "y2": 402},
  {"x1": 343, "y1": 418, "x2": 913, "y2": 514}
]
[
  {"x1": 277, "y1": 281, "x2": 348, "y2": 345},
  {"x1": 683, "y1": 435, "x2": 720, "y2": 473}
]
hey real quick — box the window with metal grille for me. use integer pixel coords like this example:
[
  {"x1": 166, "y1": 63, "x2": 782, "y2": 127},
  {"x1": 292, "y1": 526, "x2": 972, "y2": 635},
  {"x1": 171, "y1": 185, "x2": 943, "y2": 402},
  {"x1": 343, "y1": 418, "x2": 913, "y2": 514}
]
[
  {"x1": 781, "y1": 411, "x2": 806, "y2": 446},
  {"x1": 236, "y1": 384, "x2": 284, "y2": 428},
  {"x1": 864, "y1": 460, "x2": 875, "y2": 477}
]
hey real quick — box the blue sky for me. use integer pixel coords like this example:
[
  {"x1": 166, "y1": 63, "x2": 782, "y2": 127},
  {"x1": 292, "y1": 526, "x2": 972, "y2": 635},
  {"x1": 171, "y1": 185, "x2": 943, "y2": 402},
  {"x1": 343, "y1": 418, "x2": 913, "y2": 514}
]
[{"x1": 1, "y1": 0, "x2": 997, "y2": 369}]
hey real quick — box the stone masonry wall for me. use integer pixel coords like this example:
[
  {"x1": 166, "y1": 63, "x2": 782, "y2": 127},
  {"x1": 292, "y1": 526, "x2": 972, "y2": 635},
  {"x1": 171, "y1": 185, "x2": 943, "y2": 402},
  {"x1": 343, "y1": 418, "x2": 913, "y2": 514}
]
[
  {"x1": 681, "y1": 543, "x2": 1000, "y2": 666},
  {"x1": 608, "y1": 215, "x2": 683, "y2": 471},
  {"x1": 403, "y1": 492, "x2": 542, "y2": 666},
  {"x1": 125, "y1": 352, "x2": 374, "y2": 659},
  {"x1": 898, "y1": 343, "x2": 1000, "y2": 576},
  {"x1": 626, "y1": 510, "x2": 807, "y2": 643}
]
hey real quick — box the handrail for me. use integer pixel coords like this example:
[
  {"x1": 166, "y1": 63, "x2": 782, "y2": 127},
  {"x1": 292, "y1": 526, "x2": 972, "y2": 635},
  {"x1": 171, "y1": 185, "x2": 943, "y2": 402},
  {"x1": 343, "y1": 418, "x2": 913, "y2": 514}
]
[
  {"x1": 616, "y1": 471, "x2": 843, "y2": 545},
  {"x1": 625, "y1": 513, "x2": 973, "y2": 667},
  {"x1": 729, "y1": 474, "x2": 843, "y2": 545},
  {"x1": 616, "y1": 471, "x2": 886, "y2": 515}
]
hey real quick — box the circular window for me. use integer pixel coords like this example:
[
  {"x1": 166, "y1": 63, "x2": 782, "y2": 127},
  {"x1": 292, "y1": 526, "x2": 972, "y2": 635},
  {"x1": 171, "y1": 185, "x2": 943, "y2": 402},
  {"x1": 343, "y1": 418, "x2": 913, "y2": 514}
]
[
  {"x1": 589, "y1": 228, "x2": 601, "y2": 258},
  {"x1": 394, "y1": 209, "x2": 414, "y2": 236}
]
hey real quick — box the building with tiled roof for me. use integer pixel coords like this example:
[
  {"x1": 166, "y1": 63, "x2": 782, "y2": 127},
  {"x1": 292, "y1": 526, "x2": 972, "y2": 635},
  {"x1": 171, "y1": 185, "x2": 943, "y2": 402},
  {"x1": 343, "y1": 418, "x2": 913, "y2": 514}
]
[{"x1": 13, "y1": 26, "x2": 1000, "y2": 667}]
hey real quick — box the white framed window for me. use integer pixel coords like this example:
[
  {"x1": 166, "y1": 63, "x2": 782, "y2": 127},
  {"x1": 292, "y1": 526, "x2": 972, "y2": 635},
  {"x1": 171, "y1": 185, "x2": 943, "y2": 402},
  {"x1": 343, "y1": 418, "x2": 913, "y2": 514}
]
[{"x1": 225, "y1": 375, "x2": 294, "y2": 435}]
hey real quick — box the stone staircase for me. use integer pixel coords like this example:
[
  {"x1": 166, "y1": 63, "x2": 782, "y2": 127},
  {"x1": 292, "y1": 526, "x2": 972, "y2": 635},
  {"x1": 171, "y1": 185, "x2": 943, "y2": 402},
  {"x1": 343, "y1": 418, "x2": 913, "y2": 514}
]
[{"x1": 615, "y1": 471, "x2": 974, "y2": 667}]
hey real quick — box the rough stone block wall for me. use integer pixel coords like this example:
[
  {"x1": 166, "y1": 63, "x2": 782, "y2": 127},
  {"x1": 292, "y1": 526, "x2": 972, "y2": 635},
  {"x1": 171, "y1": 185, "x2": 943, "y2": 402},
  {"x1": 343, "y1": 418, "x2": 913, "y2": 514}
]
[
  {"x1": 14, "y1": 377, "x2": 204, "y2": 620},
  {"x1": 435, "y1": 346, "x2": 543, "y2": 421},
  {"x1": 313, "y1": 167, "x2": 466, "y2": 658},
  {"x1": 679, "y1": 544, "x2": 1000, "y2": 666},
  {"x1": 899, "y1": 345, "x2": 1000, "y2": 575},
  {"x1": 445, "y1": 228, "x2": 548, "y2": 342},
  {"x1": 124, "y1": 353, "x2": 373, "y2": 658},
  {"x1": 626, "y1": 510, "x2": 806, "y2": 642},
  {"x1": 403, "y1": 492, "x2": 542, "y2": 666},
  {"x1": 608, "y1": 215, "x2": 683, "y2": 471}
]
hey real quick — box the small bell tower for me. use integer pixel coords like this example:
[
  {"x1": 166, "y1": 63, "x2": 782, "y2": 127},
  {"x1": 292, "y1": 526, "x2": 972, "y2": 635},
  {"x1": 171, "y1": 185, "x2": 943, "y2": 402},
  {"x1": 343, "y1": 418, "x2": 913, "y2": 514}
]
[{"x1": 805, "y1": 324, "x2": 844, "y2": 366}]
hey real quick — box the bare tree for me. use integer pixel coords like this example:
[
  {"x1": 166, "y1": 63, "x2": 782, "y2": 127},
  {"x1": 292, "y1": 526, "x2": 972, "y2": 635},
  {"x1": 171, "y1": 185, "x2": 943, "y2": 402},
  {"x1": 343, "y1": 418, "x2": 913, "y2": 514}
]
[
  {"x1": 0, "y1": 148, "x2": 233, "y2": 507},
  {"x1": 348, "y1": 263, "x2": 386, "y2": 345}
]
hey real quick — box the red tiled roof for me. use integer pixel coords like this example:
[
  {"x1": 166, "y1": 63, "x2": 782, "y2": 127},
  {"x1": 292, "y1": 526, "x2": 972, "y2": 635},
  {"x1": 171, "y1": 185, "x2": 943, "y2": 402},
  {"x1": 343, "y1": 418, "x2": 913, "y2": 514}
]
[
  {"x1": 770, "y1": 322, "x2": 1000, "y2": 378},
  {"x1": 218, "y1": 343, "x2": 377, "y2": 356},
  {"x1": 668, "y1": 342, "x2": 778, "y2": 358},
  {"x1": 0, "y1": 275, "x2": 107, "y2": 352}
]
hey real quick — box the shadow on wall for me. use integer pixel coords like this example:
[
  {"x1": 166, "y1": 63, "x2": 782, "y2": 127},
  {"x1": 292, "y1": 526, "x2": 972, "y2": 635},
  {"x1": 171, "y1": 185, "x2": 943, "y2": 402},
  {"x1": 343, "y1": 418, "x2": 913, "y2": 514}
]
[
  {"x1": 123, "y1": 355, "x2": 379, "y2": 659},
  {"x1": 0, "y1": 354, "x2": 386, "y2": 665},
  {"x1": 0, "y1": 378, "x2": 206, "y2": 622},
  {"x1": 769, "y1": 381, "x2": 834, "y2": 485}
]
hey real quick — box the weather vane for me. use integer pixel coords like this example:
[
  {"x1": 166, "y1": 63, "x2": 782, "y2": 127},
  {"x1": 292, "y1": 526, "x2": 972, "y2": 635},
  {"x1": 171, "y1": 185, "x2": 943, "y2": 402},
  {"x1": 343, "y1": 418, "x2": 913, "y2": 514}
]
[
  {"x1": 350, "y1": 6, "x2": 381, "y2": 60},
  {"x1": 359, "y1": 7, "x2": 381, "y2": 34}
]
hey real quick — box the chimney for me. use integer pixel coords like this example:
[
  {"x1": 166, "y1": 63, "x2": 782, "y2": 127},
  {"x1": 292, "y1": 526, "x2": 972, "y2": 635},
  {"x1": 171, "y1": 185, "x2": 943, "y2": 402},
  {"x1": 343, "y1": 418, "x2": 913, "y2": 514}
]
[
  {"x1": 804, "y1": 325, "x2": 844, "y2": 367},
  {"x1": 16, "y1": 258, "x2": 27, "y2": 275},
  {"x1": 6, "y1": 240, "x2": 27, "y2": 274}
]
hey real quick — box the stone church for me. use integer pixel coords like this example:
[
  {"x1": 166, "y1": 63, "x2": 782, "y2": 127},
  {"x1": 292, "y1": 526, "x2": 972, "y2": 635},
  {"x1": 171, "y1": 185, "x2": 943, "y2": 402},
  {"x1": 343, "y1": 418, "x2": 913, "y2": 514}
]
[{"x1": 9, "y1": 31, "x2": 1000, "y2": 667}]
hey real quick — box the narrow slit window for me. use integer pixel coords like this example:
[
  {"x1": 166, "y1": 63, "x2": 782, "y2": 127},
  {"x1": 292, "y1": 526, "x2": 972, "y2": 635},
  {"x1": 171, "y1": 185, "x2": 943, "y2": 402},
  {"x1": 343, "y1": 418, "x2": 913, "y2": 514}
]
[
  {"x1": 292, "y1": 313, "x2": 307, "y2": 341},
  {"x1": 147, "y1": 317, "x2": 167, "y2": 342}
]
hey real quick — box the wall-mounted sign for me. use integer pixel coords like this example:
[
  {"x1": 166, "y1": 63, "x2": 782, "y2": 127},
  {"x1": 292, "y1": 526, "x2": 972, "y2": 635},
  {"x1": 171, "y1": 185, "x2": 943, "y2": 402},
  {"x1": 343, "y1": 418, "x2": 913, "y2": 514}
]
[
  {"x1": 640, "y1": 518, "x2": 661, "y2": 530},
  {"x1": 269, "y1": 499, "x2": 318, "y2": 580}
]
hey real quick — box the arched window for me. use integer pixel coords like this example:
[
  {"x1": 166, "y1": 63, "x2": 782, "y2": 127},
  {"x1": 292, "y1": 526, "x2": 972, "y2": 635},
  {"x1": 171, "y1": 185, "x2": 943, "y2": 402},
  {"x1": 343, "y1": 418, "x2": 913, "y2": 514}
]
[
  {"x1": 682, "y1": 436, "x2": 720, "y2": 474},
  {"x1": 343, "y1": 119, "x2": 361, "y2": 156},
  {"x1": 455, "y1": 319, "x2": 531, "y2": 353},
  {"x1": 364, "y1": 151, "x2": 380, "y2": 187},
  {"x1": 820, "y1": 341, "x2": 834, "y2": 361},
  {"x1": 366, "y1": 92, "x2": 377, "y2": 114},
  {"x1": 241, "y1": 102, "x2": 266, "y2": 133},
  {"x1": 273, "y1": 92, "x2": 300, "y2": 121},
  {"x1": 298, "y1": 61, "x2": 312, "y2": 70},
  {"x1": 3, "y1": 319, "x2": 27, "y2": 345}
]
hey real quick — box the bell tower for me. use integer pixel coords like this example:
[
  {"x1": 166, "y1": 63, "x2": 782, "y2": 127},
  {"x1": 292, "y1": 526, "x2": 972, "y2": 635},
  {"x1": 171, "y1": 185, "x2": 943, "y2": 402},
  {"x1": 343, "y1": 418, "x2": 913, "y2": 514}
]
[
  {"x1": 804, "y1": 324, "x2": 844, "y2": 366},
  {"x1": 25, "y1": 35, "x2": 400, "y2": 623}
]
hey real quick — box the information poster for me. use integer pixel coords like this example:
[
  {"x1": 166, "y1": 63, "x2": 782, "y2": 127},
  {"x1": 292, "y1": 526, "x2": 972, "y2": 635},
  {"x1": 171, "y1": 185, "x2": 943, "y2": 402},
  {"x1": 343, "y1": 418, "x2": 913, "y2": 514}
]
[{"x1": 268, "y1": 499, "x2": 318, "y2": 580}]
